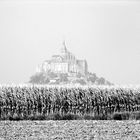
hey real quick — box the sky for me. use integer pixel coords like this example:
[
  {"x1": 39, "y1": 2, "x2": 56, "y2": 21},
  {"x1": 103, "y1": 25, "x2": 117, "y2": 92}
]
[{"x1": 0, "y1": 0, "x2": 140, "y2": 85}]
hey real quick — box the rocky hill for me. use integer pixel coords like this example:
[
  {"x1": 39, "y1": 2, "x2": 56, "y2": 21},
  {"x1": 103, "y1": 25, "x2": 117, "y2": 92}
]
[
  {"x1": 29, "y1": 71, "x2": 112, "y2": 85},
  {"x1": 29, "y1": 42, "x2": 112, "y2": 85}
]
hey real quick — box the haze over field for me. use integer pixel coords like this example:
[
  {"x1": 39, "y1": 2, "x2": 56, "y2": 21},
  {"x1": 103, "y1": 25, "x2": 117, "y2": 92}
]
[{"x1": 0, "y1": 0, "x2": 140, "y2": 85}]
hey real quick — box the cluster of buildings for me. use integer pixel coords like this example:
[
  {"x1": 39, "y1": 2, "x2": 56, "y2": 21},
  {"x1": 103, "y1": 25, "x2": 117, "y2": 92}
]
[{"x1": 36, "y1": 41, "x2": 88, "y2": 76}]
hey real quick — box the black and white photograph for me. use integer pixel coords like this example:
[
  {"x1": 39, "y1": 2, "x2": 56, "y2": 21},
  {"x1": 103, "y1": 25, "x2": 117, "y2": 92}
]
[{"x1": 0, "y1": 0, "x2": 140, "y2": 139}]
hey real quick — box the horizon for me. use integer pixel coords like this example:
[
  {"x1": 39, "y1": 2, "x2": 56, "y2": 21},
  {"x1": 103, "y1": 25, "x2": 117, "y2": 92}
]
[{"x1": 0, "y1": 0, "x2": 140, "y2": 85}]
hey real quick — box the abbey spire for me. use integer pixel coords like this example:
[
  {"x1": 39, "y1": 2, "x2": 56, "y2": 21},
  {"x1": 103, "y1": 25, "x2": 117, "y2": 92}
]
[{"x1": 61, "y1": 40, "x2": 68, "y2": 54}]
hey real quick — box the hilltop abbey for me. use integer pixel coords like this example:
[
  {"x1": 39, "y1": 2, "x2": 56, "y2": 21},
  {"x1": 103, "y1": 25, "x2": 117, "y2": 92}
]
[{"x1": 36, "y1": 41, "x2": 88, "y2": 76}]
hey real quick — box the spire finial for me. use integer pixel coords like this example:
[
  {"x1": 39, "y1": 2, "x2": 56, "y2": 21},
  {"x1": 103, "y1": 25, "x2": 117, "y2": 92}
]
[{"x1": 63, "y1": 40, "x2": 66, "y2": 48}]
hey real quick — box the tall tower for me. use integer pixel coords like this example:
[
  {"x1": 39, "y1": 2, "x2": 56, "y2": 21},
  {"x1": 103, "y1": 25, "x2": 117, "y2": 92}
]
[{"x1": 61, "y1": 40, "x2": 68, "y2": 55}]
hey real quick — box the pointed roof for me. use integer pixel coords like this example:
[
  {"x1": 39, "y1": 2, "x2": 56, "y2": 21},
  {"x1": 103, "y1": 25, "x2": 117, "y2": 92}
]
[
  {"x1": 61, "y1": 40, "x2": 68, "y2": 54},
  {"x1": 63, "y1": 40, "x2": 66, "y2": 48}
]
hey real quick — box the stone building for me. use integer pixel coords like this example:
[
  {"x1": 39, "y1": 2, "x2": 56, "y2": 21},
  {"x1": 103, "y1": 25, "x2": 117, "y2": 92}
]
[{"x1": 36, "y1": 41, "x2": 88, "y2": 76}]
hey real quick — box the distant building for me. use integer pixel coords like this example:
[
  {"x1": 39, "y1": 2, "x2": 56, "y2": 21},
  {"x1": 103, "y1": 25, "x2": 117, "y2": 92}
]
[{"x1": 36, "y1": 41, "x2": 88, "y2": 75}]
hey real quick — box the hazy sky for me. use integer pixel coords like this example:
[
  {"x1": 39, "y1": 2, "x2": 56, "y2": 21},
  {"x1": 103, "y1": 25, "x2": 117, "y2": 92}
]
[{"x1": 0, "y1": 0, "x2": 140, "y2": 85}]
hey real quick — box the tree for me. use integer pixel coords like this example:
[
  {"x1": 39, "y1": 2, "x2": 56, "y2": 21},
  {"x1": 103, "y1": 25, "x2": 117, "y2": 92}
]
[
  {"x1": 97, "y1": 77, "x2": 105, "y2": 85},
  {"x1": 59, "y1": 73, "x2": 68, "y2": 82},
  {"x1": 87, "y1": 73, "x2": 97, "y2": 83},
  {"x1": 48, "y1": 71, "x2": 57, "y2": 79},
  {"x1": 76, "y1": 72, "x2": 82, "y2": 78},
  {"x1": 29, "y1": 72, "x2": 45, "y2": 84},
  {"x1": 76, "y1": 79, "x2": 86, "y2": 85}
]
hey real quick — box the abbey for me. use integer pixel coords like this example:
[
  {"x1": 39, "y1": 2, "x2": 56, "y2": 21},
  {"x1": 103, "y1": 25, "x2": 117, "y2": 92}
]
[{"x1": 36, "y1": 41, "x2": 88, "y2": 75}]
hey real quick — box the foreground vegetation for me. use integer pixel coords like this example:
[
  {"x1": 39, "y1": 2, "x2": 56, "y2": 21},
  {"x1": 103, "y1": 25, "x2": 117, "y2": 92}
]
[{"x1": 0, "y1": 85, "x2": 140, "y2": 120}]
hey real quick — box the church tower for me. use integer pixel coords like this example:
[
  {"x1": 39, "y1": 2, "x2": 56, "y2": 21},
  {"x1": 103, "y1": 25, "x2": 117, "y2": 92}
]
[
  {"x1": 61, "y1": 40, "x2": 68, "y2": 55},
  {"x1": 60, "y1": 40, "x2": 70, "y2": 61}
]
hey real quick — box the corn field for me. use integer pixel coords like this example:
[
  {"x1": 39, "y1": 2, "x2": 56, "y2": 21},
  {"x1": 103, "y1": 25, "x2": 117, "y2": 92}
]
[{"x1": 0, "y1": 84, "x2": 140, "y2": 119}]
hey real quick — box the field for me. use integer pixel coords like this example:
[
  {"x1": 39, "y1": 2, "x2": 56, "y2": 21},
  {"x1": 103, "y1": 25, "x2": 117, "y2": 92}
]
[
  {"x1": 0, "y1": 120, "x2": 140, "y2": 140},
  {"x1": 0, "y1": 85, "x2": 140, "y2": 120},
  {"x1": 1, "y1": 85, "x2": 140, "y2": 139}
]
